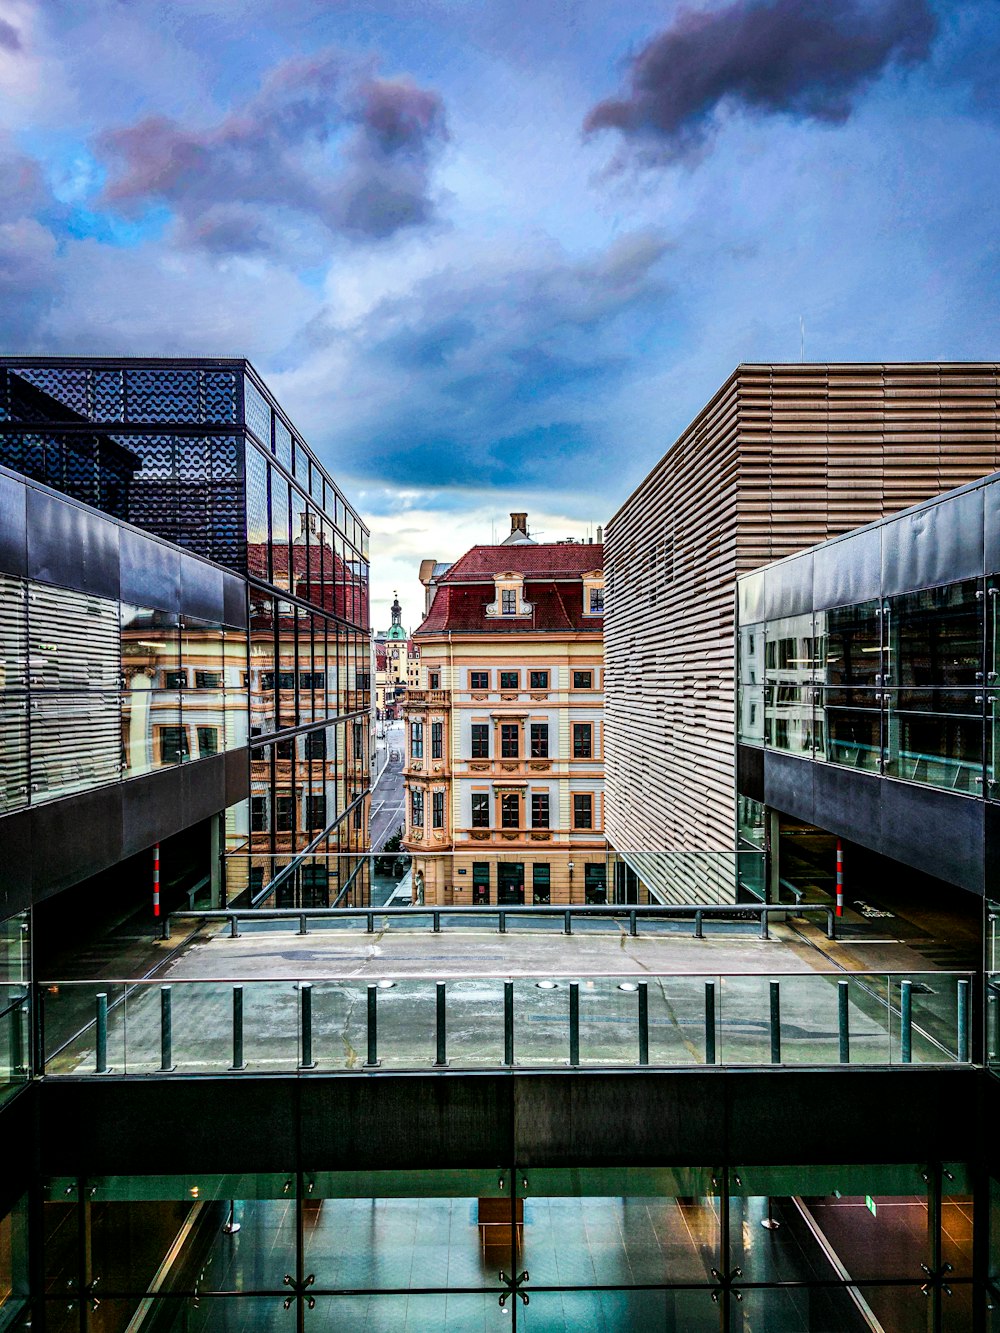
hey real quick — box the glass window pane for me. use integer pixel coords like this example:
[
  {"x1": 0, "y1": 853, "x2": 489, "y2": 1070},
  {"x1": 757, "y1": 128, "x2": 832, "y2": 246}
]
[
  {"x1": 889, "y1": 579, "x2": 983, "y2": 687},
  {"x1": 822, "y1": 600, "x2": 882, "y2": 686},
  {"x1": 822, "y1": 687, "x2": 882, "y2": 772},
  {"x1": 885, "y1": 689, "x2": 983, "y2": 793}
]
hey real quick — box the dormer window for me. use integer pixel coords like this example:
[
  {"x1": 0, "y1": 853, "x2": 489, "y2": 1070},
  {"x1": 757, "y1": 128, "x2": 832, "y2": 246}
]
[
  {"x1": 582, "y1": 570, "x2": 605, "y2": 617},
  {"x1": 487, "y1": 573, "x2": 533, "y2": 618}
]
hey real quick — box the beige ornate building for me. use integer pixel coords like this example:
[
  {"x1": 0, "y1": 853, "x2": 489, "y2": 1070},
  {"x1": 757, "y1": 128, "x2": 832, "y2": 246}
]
[{"x1": 403, "y1": 513, "x2": 608, "y2": 905}]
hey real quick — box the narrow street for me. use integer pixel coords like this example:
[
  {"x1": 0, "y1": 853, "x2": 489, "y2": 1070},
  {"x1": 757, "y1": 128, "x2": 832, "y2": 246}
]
[{"x1": 370, "y1": 719, "x2": 406, "y2": 851}]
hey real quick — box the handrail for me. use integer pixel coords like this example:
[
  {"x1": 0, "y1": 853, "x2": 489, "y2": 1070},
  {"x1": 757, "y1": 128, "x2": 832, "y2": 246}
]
[
  {"x1": 159, "y1": 901, "x2": 840, "y2": 942},
  {"x1": 38, "y1": 970, "x2": 977, "y2": 986}
]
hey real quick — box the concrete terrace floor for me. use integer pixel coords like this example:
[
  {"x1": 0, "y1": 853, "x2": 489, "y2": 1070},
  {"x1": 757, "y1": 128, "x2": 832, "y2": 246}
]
[{"x1": 40, "y1": 913, "x2": 972, "y2": 1076}]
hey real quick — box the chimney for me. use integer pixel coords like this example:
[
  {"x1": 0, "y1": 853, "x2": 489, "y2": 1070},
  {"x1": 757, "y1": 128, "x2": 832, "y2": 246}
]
[{"x1": 509, "y1": 512, "x2": 528, "y2": 537}]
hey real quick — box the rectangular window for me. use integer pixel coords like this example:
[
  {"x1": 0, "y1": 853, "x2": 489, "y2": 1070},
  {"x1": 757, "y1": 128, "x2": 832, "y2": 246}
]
[
  {"x1": 432, "y1": 791, "x2": 445, "y2": 828},
  {"x1": 250, "y1": 795, "x2": 267, "y2": 831},
  {"x1": 471, "y1": 793, "x2": 490, "y2": 827},
  {"x1": 585, "y1": 863, "x2": 607, "y2": 904},
  {"x1": 306, "y1": 795, "x2": 326, "y2": 830},
  {"x1": 159, "y1": 726, "x2": 189, "y2": 763},
  {"x1": 305, "y1": 729, "x2": 326, "y2": 759},
  {"x1": 470, "y1": 671, "x2": 489, "y2": 690},
  {"x1": 410, "y1": 721, "x2": 424, "y2": 758},
  {"x1": 431, "y1": 721, "x2": 443, "y2": 759},
  {"x1": 471, "y1": 723, "x2": 490, "y2": 758},
  {"x1": 531, "y1": 793, "x2": 550, "y2": 828},
  {"x1": 573, "y1": 793, "x2": 593, "y2": 829},
  {"x1": 532, "y1": 863, "x2": 551, "y2": 904},
  {"x1": 501, "y1": 589, "x2": 516, "y2": 615},
  {"x1": 275, "y1": 795, "x2": 294, "y2": 832},
  {"x1": 573, "y1": 723, "x2": 593, "y2": 758},
  {"x1": 589, "y1": 588, "x2": 604, "y2": 614},
  {"x1": 164, "y1": 670, "x2": 187, "y2": 690},
  {"x1": 195, "y1": 669, "x2": 223, "y2": 688},
  {"x1": 573, "y1": 670, "x2": 593, "y2": 689},
  {"x1": 501, "y1": 792, "x2": 520, "y2": 828},
  {"x1": 276, "y1": 738, "x2": 294, "y2": 760},
  {"x1": 472, "y1": 862, "x2": 490, "y2": 905},
  {"x1": 429, "y1": 671, "x2": 440, "y2": 689},
  {"x1": 530, "y1": 723, "x2": 549, "y2": 757},
  {"x1": 529, "y1": 670, "x2": 549, "y2": 689},
  {"x1": 500, "y1": 671, "x2": 519, "y2": 690},
  {"x1": 500, "y1": 724, "x2": 519, "y2": 758},
  {"x1": 411, "y1": 788, "x2": 424, "y2": 826},
  {"x1": 197, "y1": 726, "x2": 218, "y2": 758}
]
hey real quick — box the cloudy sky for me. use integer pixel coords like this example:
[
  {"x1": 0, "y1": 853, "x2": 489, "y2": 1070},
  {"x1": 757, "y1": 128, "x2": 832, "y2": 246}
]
[{"x1": 1, "y1": 0, "x2": 998, "y2": 630}]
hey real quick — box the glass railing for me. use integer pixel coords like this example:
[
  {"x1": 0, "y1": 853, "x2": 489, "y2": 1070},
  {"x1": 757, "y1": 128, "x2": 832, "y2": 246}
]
[{"x1": 37, "y1": 970, "x2": 973, "y2": 1077}]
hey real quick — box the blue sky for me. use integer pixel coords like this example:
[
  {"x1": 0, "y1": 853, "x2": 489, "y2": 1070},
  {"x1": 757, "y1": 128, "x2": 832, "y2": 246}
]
[{"x1": 1, "y1": 0, "x2": 998, "y2": 629}]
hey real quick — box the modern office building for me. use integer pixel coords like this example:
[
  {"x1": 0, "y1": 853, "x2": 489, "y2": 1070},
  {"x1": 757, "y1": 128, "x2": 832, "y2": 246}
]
[
  {"x1": 736, "y1": 466, "x2": 1000, "y2": 910},
  {"x1": 0, "y1": 357, "x2": 372, "y2": 912},
  {"x1": 604, "y1": 362, "x2": 1000, "y2": 903},
  {"x1": 403, "y1": 514, "x2": 610, "y2": 905}
]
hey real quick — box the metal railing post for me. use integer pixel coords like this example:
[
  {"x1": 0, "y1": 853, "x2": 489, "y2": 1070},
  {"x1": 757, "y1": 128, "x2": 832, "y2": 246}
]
[
  {"x1": 957, "y1": 978, "x2": 970, "y2": 1063},
  {"x1": 569, "y1": 983, "x2": 580, "y2": 1066},
  {"x1": 638, "y1": 982, "x2": 649, "y2": 1066},
  {"x1": 300, "y1": 983, "x2": 315, "y2": 1070},
  {"x1": 563, "y1": 911, "x2": 572, "y2": 936},
  {"x1": 161, "y1": 915, "x2": 171, "y2": 942},
  {"x1": 366, "y1": 912, "x2": 374, "y2": 933},
  {"x1": 298, "y1": 914, "x2": 308, "y2": 936},
  {"x1": 231, "y1": 985, "x2": 246, "y2": 1070},
  {"x1": 694, "y1": 910, "x2": 703, "y2": 940},
  {"x1": 760, "y1": 910, "x2": 769, "y2": 942},
  {"x1": 838, "y1": 980, "x2": 850, "y2": 1064},
  {"x1": 499, "y1": 911, "x2": 506, "y2": 935},
  {"x1": 366, "y1": 984, "x2": 379, "y2": 1067},
  {"x1": 435, "y1": 982, "x2": 447, "y2": 1066},
  {"x1": 504, "y1": 981, "x2": 514, "y2": 1066},
  {"x1": 900, "y1": 979, "x2": 912, "y2": 1064},
  {"x1": 230, "y1": 915, "x2": 240, "y2": 940},
  {"x1": 629, "y1": 910, "x2": 637, "y2": 937},
  {"x1": 432, "y1": 911, "x2": 441, "y2": 934},
  {"x1": 705, "y1": 981, "x2": 716, "y2": 1065},
  {"x1": 95, "y1": 993, "x2": 109, "y2": 1075},
  {"x1": 160, "y1": 986, "x2": 174, "y2": 1072},
  {"x1": 769, "y1": 979, "x2": 781, "y2": 1064},
  {"x1": 826, "y1": 908, "x2": 837, "y2": 941}
]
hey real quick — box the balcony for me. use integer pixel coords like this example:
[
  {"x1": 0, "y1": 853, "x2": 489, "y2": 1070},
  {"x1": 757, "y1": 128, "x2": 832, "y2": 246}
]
[{"x1": 405, "y1": 688, "x2": 450, "y2": 706}]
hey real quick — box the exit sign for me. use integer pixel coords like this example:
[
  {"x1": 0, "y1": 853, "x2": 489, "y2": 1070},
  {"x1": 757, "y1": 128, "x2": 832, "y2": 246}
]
[{"x1": 865, "y1": 1196, "x2": 877, "y2": 1216}]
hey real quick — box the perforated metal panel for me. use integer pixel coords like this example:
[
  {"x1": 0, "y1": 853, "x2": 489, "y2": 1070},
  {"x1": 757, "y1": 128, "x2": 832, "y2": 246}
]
[{"x1": 244, "y1": 376, "x2": 271, "y2": 448}]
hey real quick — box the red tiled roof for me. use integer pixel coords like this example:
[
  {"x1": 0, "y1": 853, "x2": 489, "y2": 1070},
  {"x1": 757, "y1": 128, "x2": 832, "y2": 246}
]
[
  {"x1": 416, "y1": 579, "x2": 603, "y2": 634},
  {"x1": 441, "y1": 542, "x2": 603, "y2": 581}
]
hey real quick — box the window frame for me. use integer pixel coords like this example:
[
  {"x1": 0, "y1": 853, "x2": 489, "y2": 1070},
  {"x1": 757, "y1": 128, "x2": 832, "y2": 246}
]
[
  {"x1": 501, "y1": 589, "x2": 517, "y2": 615},
  {"x1": 529, "y1": 670, "x2": 549, "y2": 690},
  {"x1": 431, "y1": 721, "x2": 443, "y2": 759},
  {"x1": 409, "y1": 721, "x2": 424, "y2": 759},
  {"x1": 499, "y1": 670, "x2": 520, "y2": 690},
  {"x1": 432, "y1": 790, "x2": 445, "y2": 829},
  {"x1": 530, "y1": 723, "x2": 549, "y2": 758},
  {"x1": 531, "y1": 792, "x2": 550, "y2": 829},
  {"x1": 411, "y1": 788, "x2": 424, "y2": 827},
  {"x1": 500, "y1": 723, "x2": 520, "y2": 758},
  {"x1": 500, "y1": 792, "x2": 520, "y2": 828},
  {"x1": 573, "y1": 792, "x2": 594, "y2": 829},
  {"x1": 470, "y1": 670, "x2": 489, "y2": 690},
  {"x1": 471, "y1": 723, "x2": 490, "y2": 759},
  {"x1": 471, "y1": 792, "x2": 490, "y2": 827},
  {"x1": 572, "y1": 723, "x2": 593, "y2": 758},
  {"x1": 572, "y1": 670, "x2": 594, "y2": 690}
]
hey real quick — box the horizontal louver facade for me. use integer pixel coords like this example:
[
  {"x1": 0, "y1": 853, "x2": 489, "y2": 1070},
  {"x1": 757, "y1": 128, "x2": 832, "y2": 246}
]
[{"x1": 604, "y1": 363, "x2": 1000, "y2": 904}]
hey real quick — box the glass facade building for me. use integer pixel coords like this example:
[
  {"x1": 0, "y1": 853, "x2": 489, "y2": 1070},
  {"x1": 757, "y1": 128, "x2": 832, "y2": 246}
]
[{"x1": 0, "y1": 358, "x2": 372, "y2": 907}]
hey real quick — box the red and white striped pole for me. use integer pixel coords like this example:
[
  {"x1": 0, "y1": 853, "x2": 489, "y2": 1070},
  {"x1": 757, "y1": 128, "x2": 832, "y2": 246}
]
[
  {"x1": 153, "y1": 842, "x2": 161, "y2": 918},
  {"x1": 835, "y1": 838, "x2": 844, "y2": 917}
]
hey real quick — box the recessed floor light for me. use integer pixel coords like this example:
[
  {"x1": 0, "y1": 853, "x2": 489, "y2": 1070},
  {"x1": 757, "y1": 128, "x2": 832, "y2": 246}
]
[
  {"x1": 617, "y1": 981, "x2": 639, "y2": 992},
  {"x1": 377, "y1": 979, "x2": 396, "y2": 989},
  {"x1": 535, "y1": 980, "x2": 559, "y2": 990}
]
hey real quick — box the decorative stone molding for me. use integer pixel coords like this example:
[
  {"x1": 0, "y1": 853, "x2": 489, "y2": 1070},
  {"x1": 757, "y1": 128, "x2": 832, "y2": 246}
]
[
  {"x1": 500, "y1": 692, "x2": 519, "y2": 702},
  {"x1": 410, "y1": 830, "x2": 424, "y2": 842},
  {"x1": 501, "y1": 831, "x2": 520, "y2": 841},
  {"x1": 410, "y1": 761, "x2": 423, "y2": 772},
  {"x1": 469, "y1": 762, "x2": 490, "y2": 772},
  {"x1": 500, "y1": 763, "x2": 519, "y2": 773},
  {"x1": 528, "y1": 761, "x2": 551, "y2": 771},
  {"x1": 470, "y1": 830, "x2": 490, "y2": 841},
  {"x1": 471, "y1": 692, "x2": 489, "y2": 701},
  {"x1": 529, "y1": 831, "x2": 552, "y2": 841}
]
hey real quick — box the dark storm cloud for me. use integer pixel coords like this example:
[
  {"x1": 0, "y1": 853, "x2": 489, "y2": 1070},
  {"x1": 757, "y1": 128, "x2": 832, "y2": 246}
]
[
  {"x1": 585, "y1": 0, "x2": 938, "y2": 157},
  {"x1": 0, "y1": 18, "x2": 21, "y2": 52},
  {"x1": 96, "y1": 49, "x2": 448, "y2": 251}
]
